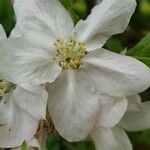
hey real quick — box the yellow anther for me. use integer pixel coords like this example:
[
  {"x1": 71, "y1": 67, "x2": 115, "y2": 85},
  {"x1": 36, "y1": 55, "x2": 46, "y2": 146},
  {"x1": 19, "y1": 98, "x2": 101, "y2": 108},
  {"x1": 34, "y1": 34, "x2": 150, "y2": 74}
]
[
  {"x1": 70, "y1": 59, "x2": 74, "y2": 63},
  {"x1": 78, "y1": 41, "x2": 85, "y2": 46},
  {"x1": 75, "y1": 59, "x2": 80, "y2": 64},
  {"x1": 73, "y1": 31, "x2": 78, "y2": 35},
  {"x1": 78, "y1": 41, "x2": 82, "y2": 45},
  {"x1": 53, "y1": 37, "x2": 87, "y2": 70}
]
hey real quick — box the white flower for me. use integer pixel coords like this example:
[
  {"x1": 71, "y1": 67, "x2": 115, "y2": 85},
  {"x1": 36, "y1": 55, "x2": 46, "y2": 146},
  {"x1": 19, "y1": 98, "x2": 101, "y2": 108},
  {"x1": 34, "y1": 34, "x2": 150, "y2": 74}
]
[
  {"x1": 0, "y1": 25, "x2": 48, "y2": 148},
  {"x1": 0, "y1": 0, "x2": 150, "y2": 142},
  {"x1": 0, "y1": 25, "x2": 7, "y2": 40},
  {"x1": 91, "y1": 95, "x2": 150, "y2": 150}
]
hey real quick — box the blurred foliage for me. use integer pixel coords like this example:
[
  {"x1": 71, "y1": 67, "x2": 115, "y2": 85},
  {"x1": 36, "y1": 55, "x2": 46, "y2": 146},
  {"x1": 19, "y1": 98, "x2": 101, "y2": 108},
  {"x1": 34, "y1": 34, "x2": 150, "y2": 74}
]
[
  {"x1": 0, "y1": 0, "x2": 149, "y2": 150},
  {"x1": 131, "y1": 0, "x2": 150, "y2": 30}
]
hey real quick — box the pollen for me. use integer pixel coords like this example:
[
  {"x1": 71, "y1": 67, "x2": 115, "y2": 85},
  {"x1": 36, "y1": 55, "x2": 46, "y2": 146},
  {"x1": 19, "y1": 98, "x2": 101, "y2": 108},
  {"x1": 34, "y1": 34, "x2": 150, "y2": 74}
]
[{"x1": 53, "y1": 36, "x2": 87, "y2": 70}]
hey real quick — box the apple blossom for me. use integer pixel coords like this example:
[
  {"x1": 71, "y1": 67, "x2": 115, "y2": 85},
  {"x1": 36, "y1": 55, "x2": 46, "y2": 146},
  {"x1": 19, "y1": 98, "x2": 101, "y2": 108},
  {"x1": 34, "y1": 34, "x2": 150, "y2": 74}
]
[{"x1": 0, "y1": 0, "x2": 150, "y2": 143}]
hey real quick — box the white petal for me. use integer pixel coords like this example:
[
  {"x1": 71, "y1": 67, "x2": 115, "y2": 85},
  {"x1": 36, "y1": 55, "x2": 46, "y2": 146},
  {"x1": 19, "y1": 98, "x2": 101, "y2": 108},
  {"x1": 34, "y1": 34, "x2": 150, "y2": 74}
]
[
  {"x1": 119, "y1": 102, "x2": 150, "y2": 131},
  {"x1": 10, "y1": 25, "x2": 22, "y2": 38},
  {"x1": 0, "y1": 24, "x2": 6, "y2": 40},
  {"x1": 126, "y1": 94, "x2": 143, "y2": 112},
  {"x1": 13, "y1": 85, "x2": 48, "y2": 120},
  {"x1": 98, "y1": 94, "x2": 127, "y2": 127},
  {"x1": 47, "y1": 70, "x2": 99, "y2": 142},
  {"x1": 0, "y1": 91, "x2": 39, "y2": 148},
  {"x1": 120, "y1": 48, "x2": 127, "y2": 55},
  {"x1": 74, "y1": 0, "x2": 136, "y2": 51},
  {"x1": 13, "y1": 0, "x2": 74, "y2": 44},
  {"x1": 0, "y1": 38, "x2": 62, "y2": 85},
  {"x1": 84, "y1": 48, "x2": 150, "y2": 97},
  {"x1": 90, "y1": 126, "x2": 132, "y2": 150}
]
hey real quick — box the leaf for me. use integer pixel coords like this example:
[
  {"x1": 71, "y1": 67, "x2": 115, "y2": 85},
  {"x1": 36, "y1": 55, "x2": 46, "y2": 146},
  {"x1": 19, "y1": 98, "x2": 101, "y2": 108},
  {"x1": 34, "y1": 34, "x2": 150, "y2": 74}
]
[{"x1": 127, "y1": 34, "x2": 150, "y2": 67}]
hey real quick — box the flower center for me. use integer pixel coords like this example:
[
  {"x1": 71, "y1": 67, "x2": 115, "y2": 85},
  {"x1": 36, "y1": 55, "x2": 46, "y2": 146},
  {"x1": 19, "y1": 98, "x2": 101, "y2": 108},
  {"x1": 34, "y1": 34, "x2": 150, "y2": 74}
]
[
  {"x1": 0, "y1": 79, "x2": 16, "y2": 100},
  {"x1": 53, "y1": 36, "x2": 87, "y2": 70}
]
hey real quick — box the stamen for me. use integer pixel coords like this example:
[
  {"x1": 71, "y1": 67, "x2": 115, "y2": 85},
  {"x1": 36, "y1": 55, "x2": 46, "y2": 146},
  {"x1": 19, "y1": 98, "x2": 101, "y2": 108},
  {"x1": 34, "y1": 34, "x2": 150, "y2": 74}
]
[{"x1": 53, "y1": 34, "x2": 88, "y2": 70}]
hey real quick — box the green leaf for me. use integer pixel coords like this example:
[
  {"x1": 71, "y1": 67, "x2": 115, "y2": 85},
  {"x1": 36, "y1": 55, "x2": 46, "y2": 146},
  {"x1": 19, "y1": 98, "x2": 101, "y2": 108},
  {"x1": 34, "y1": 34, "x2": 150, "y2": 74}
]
[
  {"x1": 127, "y1": 34, "x2": 150, "y2": 67},
  {"x1": 20, "y1": 141, "x2": 28, "y2": 150}
]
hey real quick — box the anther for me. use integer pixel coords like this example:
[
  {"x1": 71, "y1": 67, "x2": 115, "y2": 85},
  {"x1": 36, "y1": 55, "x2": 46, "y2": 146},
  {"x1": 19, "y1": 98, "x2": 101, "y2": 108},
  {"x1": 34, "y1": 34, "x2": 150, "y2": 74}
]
[{"x1": 53, "y1": 37, "x2": 87, "y2": 70}]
